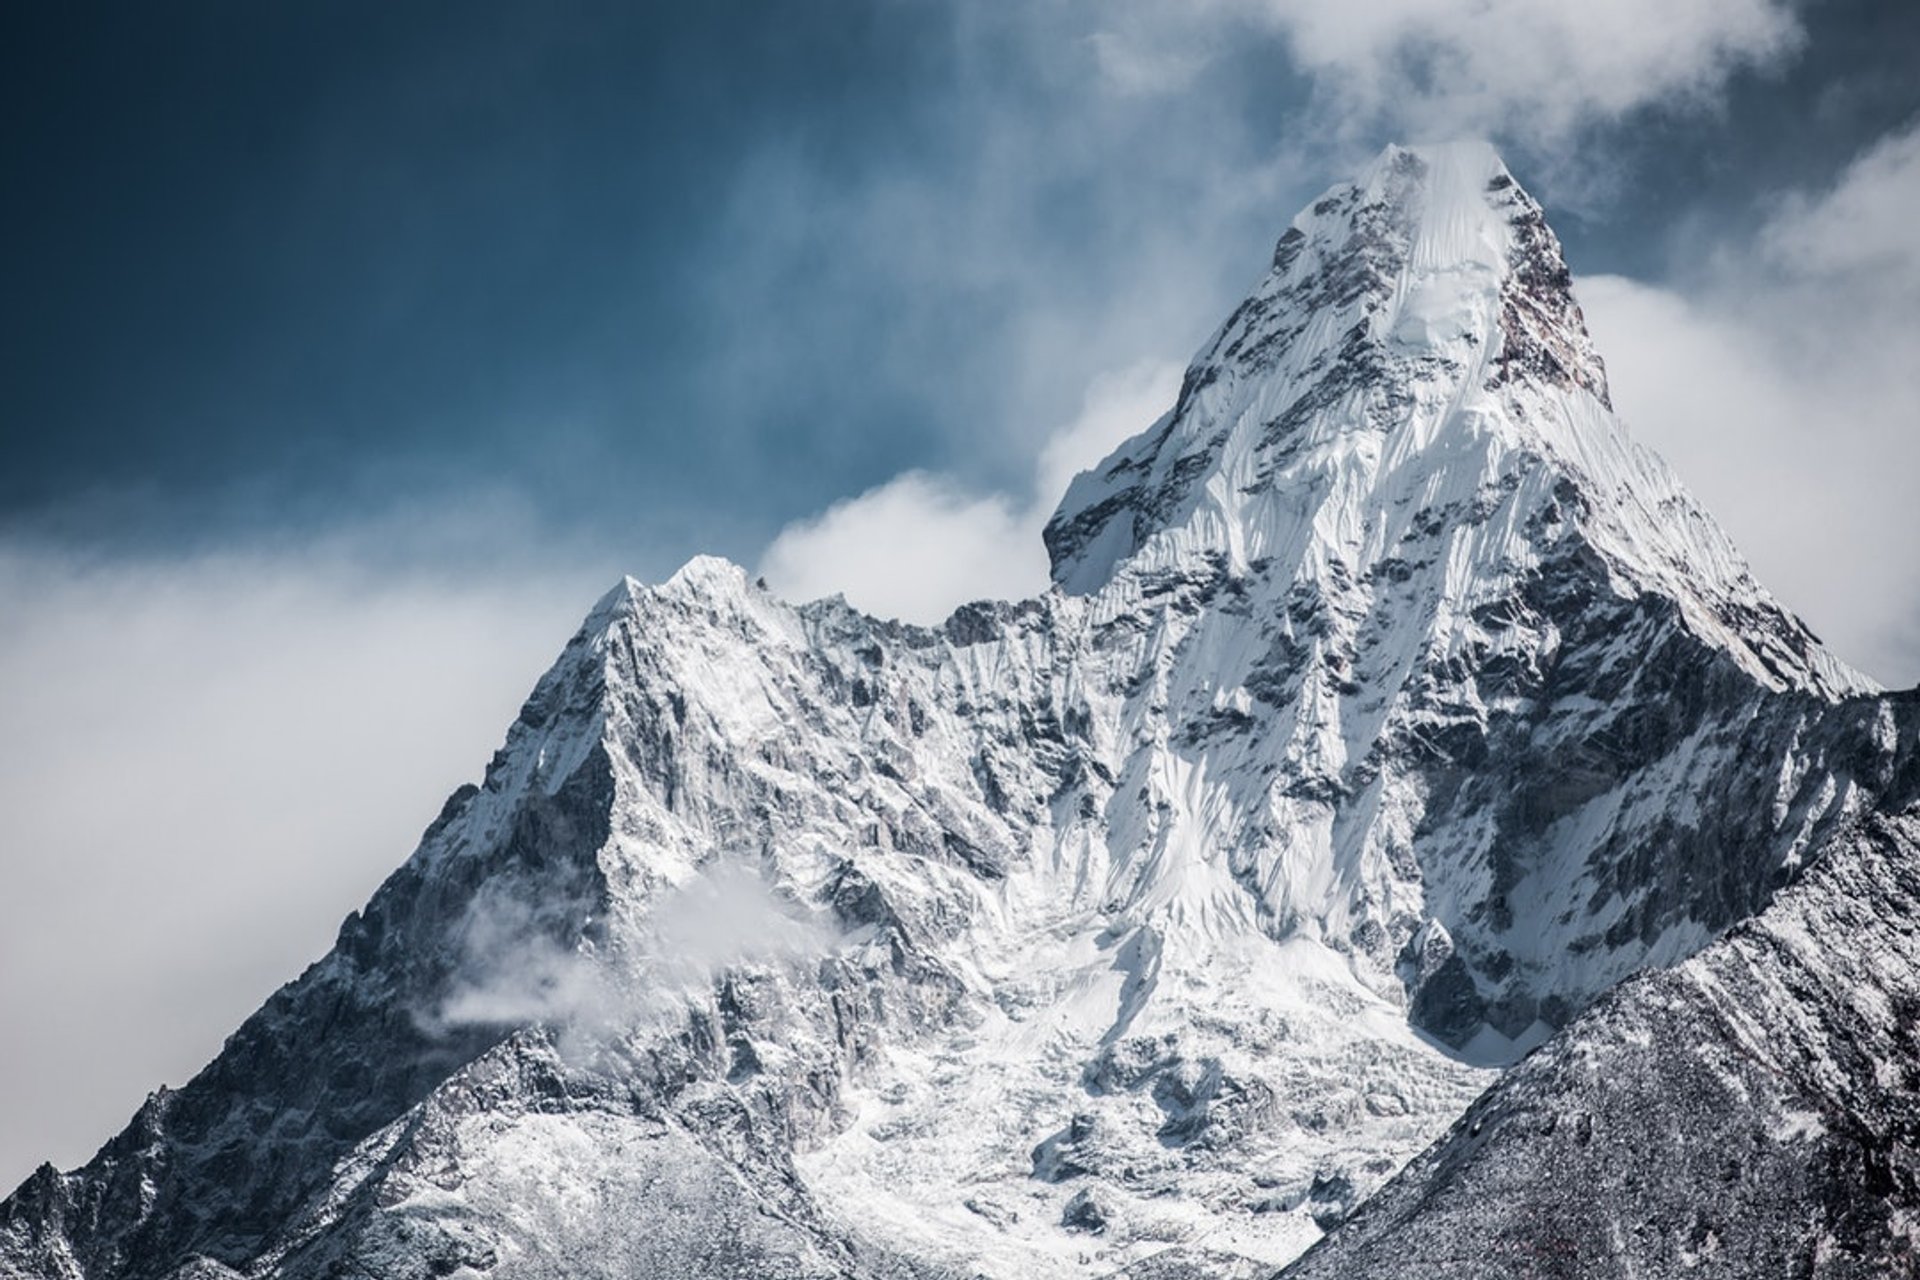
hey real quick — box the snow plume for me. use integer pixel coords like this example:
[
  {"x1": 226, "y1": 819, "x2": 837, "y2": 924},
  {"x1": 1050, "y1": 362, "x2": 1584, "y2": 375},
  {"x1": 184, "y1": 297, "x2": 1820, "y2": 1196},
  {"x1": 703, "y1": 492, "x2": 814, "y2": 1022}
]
[
  {"x1": 758, "y1": 360, "x2": 1182, "y2": 624},
  {"x1": 435, "y1": 860, "x2": 844, "y2": 1053}
]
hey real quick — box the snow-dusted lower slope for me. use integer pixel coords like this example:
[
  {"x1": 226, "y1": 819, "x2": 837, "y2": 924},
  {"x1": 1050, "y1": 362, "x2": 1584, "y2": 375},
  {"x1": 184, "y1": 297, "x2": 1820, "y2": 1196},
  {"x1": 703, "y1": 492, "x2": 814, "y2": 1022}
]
[
  {"x1": 1282, "y1": 773, "x2": 1920, "y2": 1280},
  {"x1": 3, "y1": 143, "x2": 1912, "y2": 1280}
]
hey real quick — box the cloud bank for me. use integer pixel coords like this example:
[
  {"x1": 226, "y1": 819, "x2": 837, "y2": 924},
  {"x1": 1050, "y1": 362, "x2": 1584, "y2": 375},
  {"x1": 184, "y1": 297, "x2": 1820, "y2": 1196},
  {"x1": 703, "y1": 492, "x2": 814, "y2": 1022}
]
[
  {"x1": 1579, "y1": 120, "x2": 1920, "y2": 684},
  {"x1": 758, "y1": 361, "x2": 1181, "y2": 622},
  {"x1": 0, "y1": 540, "x2": 605, "y2": 1189}
]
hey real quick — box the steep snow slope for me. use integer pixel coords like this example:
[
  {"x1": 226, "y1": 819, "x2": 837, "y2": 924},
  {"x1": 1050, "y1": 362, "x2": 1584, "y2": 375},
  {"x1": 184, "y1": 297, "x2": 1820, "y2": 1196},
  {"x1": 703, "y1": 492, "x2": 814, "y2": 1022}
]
[
  {"x1": 1, "y1": 143, "x2": 1909, "y2": 1280},
  {"x1": 1282, "y1": 762, "x2": 1920, "y2": 1280}
]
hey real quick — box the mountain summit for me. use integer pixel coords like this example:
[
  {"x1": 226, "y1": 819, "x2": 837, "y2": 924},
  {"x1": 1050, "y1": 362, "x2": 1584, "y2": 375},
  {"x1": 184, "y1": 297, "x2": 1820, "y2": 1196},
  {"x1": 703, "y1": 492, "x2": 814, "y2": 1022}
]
[
  {"x1": 1049, "y1": 141, "x2": 1862, "y2": 696},
  {"x1": 4, "y1": 144, "x2": 1914, "y2": 1280}
]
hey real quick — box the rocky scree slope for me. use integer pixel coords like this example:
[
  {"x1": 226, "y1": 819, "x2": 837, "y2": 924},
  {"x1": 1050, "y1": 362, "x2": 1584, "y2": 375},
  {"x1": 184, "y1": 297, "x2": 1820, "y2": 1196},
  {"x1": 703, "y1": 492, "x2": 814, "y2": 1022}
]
[{"x1": 2, "y1": 141, "x2": 1912, "y2": 1280}]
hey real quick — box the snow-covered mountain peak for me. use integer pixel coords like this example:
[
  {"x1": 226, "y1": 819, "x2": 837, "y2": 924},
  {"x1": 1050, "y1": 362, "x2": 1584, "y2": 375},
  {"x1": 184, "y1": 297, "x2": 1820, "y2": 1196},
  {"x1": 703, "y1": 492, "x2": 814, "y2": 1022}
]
[
  {"x1": 1044, "y1": 141, "x2": 1603, "y2": 596},
  {"x1": 662, "y1": 553, "x2": 751, "y2": 597},
  {"x1": 1043, "y1": 141, "x2": 1865, "y2": 699},
  {"x1": 4, "y1": 145, "x2": 1907, "y2": 1280},
  {"x1": 1345, "y1": 140, "x2": 1519, "y2": 273}
]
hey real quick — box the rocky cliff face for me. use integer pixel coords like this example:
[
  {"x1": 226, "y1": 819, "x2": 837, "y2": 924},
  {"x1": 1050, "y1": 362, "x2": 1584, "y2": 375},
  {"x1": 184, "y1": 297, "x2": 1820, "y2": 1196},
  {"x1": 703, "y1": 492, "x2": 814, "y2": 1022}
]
[
  {"x1": 1282, "y1": 772, "x2": 1920, "y2": 1280},
  {"x1": 3, "y1": 143, "x2": 1911, "y2": 1280}
]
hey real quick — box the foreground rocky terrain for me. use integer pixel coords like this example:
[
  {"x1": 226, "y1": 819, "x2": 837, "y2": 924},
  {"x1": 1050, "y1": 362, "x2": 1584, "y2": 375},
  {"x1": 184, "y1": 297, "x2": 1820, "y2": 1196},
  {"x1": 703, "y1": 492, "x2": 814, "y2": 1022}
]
[
  {"x1": 3, "y1": 142, "x2": 1914, "y2": 1279},
  {"x1": 1284, "y1": 791, "x2": 1920, "y2": 1279}
]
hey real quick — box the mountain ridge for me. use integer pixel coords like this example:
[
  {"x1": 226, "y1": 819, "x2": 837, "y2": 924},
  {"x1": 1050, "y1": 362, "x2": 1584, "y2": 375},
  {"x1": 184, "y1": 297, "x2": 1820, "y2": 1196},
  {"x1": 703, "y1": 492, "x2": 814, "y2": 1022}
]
[
  {"x1": 3, "y1": 142, "x2": 1911, "y2": 1280},
  {"x1": 1281, "y1": 755, "x2": 1920, "y2": 1278}
]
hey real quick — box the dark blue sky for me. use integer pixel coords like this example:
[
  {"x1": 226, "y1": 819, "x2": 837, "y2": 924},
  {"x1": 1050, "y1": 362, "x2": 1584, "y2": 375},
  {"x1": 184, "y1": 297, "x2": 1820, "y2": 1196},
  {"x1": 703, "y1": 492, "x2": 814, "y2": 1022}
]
[{"x1": 3, "y1": 0, "x2": 1916, "y2": 575}]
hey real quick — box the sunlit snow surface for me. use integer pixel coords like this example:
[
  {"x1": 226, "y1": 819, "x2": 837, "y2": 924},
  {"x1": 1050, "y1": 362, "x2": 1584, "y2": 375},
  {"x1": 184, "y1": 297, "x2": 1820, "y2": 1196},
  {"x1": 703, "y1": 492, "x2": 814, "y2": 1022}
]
[{"x1": 3, "y1": 144, "x2": 1911, "y2": 1280}]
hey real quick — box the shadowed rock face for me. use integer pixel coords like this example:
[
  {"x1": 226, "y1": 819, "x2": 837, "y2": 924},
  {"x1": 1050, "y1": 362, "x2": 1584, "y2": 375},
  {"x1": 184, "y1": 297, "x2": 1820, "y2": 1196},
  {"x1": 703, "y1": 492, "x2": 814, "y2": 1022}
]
[
  {"x1": 1282, "y1": 771, "x2": 1920, "y2": 1280},
  {"x1": 2, "y1": 144, "x2": 1912, "y2": 1280}
]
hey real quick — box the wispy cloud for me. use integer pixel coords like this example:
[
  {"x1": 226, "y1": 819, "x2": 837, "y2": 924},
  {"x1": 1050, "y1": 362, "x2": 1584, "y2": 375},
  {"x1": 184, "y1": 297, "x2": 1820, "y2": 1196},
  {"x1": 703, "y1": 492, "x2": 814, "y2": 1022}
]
[
  {"x1": 1090, "y1": 0, "x2": 1803, "y2": 144},
  {"x1": 1760, "y1": 121, "x2": 1920, "y2": 291},
  {"x1": 433, "y1": 861, "x2": 846, "y2": 1061}
]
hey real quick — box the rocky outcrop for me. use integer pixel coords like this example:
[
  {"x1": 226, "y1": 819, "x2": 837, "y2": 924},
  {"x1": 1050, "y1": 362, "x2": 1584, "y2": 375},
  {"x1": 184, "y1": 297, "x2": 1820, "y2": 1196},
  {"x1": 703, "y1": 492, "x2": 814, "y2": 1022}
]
[{"x1": 1282, "y1": 769, "x2": 1920, "y2": 1279}]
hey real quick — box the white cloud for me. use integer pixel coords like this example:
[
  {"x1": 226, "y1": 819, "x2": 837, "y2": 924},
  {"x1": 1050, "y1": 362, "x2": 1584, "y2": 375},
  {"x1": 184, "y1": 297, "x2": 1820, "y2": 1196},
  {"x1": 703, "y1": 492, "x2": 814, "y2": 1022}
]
[
  {"x1": 758, "y1": 360, "x2": 1182, "y2": 623},
  {"x1": 1036, "y1": 360, "x2": 1186, "y2": 506},
  {"x1": 1578, "y1": 123, "x2": 1920, "y2": 686},
  {"x1": 0, "y1": 542, "x2": 605, "y2": 1190},
  {"x1": 435, "y1": 861, "x2": 843, "y2": 1059},
  {"x1": 1094, "y1": 0, "x2": 1801, "y2": 142},
  {"x1": 757, "y1": 474, "x2": 1043, "y2": 624},
  {"x1": 1762, "y1": 122, "x2": 1920, "y2": 291}
]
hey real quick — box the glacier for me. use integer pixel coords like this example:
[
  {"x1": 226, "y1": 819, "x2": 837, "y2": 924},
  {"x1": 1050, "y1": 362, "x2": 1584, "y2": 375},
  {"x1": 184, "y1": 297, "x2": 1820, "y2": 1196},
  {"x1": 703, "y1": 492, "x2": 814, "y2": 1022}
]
[{"x1": 3, "y1": 141, "x2": 1914, "y2": 1280}]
